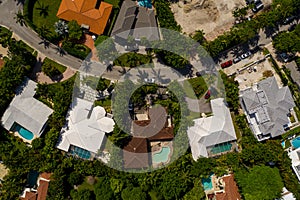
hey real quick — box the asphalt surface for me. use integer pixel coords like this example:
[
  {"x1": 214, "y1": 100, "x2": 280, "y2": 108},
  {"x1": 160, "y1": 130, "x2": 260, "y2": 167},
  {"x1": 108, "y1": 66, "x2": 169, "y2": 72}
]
[{"x1": 0, "y1": 0, "x2": 82, "y2": 69}]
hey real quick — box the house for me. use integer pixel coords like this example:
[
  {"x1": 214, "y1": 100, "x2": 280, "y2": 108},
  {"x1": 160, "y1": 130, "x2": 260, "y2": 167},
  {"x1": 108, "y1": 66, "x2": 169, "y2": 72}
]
[
  {"x1": 56, "y1": 97, "x2": 115, "y2": 159},
  {"x1": 187, "y1": 98, "x2": 237, "y2": 160},
  {"x1": 111, "y1": 0, "x2": 159, "y2": 42},
  {"x1": 57, "y1": 0, "x2": 113, "y2": 35},
  {"x1": 215, "y1": 174, "x2": 242, "y2": 200},
  {"x1": 1, "y1": 78, "x2": 53, "y2": 141},
  {"x1": 281, "y1": 187, "x2": 296, "y2": 200},
  {"x1": 286, "y1": 61, "x2": 300, "y2": 90},
  {"x1": 288, "y1": 148, "x2": 300, "y2": 182},
  {"x1": 20, "y1": 172, "x2": 51, "y2": 200},
  {"x1": 240, "y1": 77, "x2": 295, "y2": 141},
  {"x1": 123, "y1": 107, "x2": 174, "y2": 169}
]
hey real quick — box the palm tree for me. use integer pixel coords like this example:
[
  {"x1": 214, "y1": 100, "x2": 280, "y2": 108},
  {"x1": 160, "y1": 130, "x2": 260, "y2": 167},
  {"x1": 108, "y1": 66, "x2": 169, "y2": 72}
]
[
  {"x1": 14, "y1": 10, "x2": 26, "y2": 26},
  {"x1": 37, "y1": 24, "x2": 51, "y2": 39},
  {"x1": 36, "y1": 2, "x2": 49, "y2": 18}
]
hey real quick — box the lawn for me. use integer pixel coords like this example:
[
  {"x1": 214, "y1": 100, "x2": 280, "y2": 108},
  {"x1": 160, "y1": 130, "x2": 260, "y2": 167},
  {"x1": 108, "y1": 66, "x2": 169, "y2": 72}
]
[
  {"x1": 31, "y1": 0, "x2": 61, "y2": 36},
  {"x1": 94, "y1": 98, "x2": 112, "y2": 113},
  {"x1": 183, "y1": 76, "x2": 208, "y2": 99},
  {"x1": 113, "y1": 52, "x2": 153, "y2": 68},
  {"x1": 43, "y1": 57, "x2": 67, "y2": 73},
  {"x1": 77, "y1": 176, "x2": 98, "y2": 192}
]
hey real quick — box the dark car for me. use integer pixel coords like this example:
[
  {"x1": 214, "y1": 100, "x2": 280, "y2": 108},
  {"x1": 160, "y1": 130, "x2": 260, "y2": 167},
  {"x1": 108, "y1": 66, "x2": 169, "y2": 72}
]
[
  {"x1": 283, "y1": 16, "x2": 295, "y2": 25},
  {"x1": 252, "y1": 0, "x2": 264, "y2": 12},
  {"x1": 288, "y1": 24, "x2": 297, "y2": 32},
  {"x1": 204, "y1": 90, "x2": 211, "y2": 99},
  {"x1": 220, "y1": 60, "x2": 233, "y2": 68},
  {"x1": 279, "y1": 52, "x2": 293, "y2": 63}
]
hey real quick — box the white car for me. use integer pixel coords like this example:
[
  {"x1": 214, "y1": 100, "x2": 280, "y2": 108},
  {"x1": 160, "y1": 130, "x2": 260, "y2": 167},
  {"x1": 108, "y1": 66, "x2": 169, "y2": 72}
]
[
  {"x1": 144, "y1": 78, "x2": 155, "y2": 83},
  {"x1": 240, "y1": 52, "x2": 252, "y2": 59}
]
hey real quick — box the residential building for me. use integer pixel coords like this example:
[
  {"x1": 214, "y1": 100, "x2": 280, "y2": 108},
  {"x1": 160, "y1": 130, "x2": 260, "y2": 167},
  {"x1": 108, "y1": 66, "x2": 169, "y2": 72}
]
[
  {"x1": 20, "y1": 172, "x2": 51, "y2": 200},
  {"x1": 56, "y1": 97, "x2": 115, "y2": 159},
  {"x1": 57, "y1": 0, "x2": 113, "y2": 35},
  {"x1": 111, "y1": 0, "x2": 159, "y2": 42},
  {"x1": 286, "y1": 61, "x2": 300, "y2": 90},
  {"x1": 288, "y1": 148, "x2": 300, "y2": 182},
  {"x1": 215, "y1": 174, "x2": 242, "y2": 200},
  {"x1": 240, "y1": 77, "x2": 295, "y2": 141},
  {"x1": 1, "y1": 78, "x2": 53, "y2": 141},
  {"x1": 123, "y1": 107, "x2": 173, "y2": 169},
  {"x1": 187, "y1": 98, "x2": 237, "y2": 160}
]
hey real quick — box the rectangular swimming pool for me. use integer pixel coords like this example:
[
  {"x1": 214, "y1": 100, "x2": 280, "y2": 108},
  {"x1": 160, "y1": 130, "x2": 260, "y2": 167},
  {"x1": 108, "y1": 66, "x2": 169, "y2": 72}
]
[{"x1": 291, "y1": 137, "x2": 300, "y2": 149}]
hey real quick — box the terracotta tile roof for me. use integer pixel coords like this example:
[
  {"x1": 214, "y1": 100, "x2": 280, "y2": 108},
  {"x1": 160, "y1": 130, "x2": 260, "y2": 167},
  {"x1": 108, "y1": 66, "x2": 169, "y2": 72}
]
[
  {"x1": 20, "y1": 191, "x2": 37, "y2": 200},
  {"x1": 39, "y1": 173, "x2": 51, "y2": 180},
  {"x1": 57, "y1": 0, "x2": 113, "y2": 35},
  {"x1": 37, "y1": 180, "x2": 49, "y2": 200},
  {"x1": 123, "y1": 137, "x2": 149, "y2": 169},
  {"x1": 216, "y1": 174, "x2": 242, "y2": 200}
]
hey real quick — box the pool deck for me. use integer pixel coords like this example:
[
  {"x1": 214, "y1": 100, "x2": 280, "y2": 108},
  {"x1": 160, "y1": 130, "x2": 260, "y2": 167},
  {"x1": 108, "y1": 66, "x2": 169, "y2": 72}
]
[
  {"x1": 151, "y1": 141, "x2": 173, "y2": 168},
  {"x1": 12, "y1": 131, "x2": 36, "y2": 144}
]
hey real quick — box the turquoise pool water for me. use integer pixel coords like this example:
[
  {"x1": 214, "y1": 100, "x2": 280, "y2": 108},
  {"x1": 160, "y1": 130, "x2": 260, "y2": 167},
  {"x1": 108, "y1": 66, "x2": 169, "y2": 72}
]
[
  {"x1": 153, "y1": 147, "x2": 170, "y2": 163},
  {"x1": 11, "y1": 123, "x2": 34, "y2": 140},
  {"x1": 202, "y1": 174, "x2": 213, "y2": 191},
  {"x1": 211, "y1": 142, "x2": 232, "y2": 154},
  {"x1": 281, "y1": 141, "x2": 285, "y2": 148},
  {"x1": 70, "y1": 145, "x2": 91, "y2": 159},
  {"x1": 291, "y1": 137, "x2": 300, "y2": 149},
  {"x1": 138, "y1": 0, "x2": 152, "y2": 9}
]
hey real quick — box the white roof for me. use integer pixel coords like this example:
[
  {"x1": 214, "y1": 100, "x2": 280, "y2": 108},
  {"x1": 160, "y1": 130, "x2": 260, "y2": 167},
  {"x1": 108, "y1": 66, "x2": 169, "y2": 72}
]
[
  {"x1": 1, "y1": 78, "x2": 53, "y2": 136},
  {"x1": 288, "y1": 148, "x2": 300, "y2": 182},
  {"x1": 187, "y1": 98, "x2": 237, "y2": 160},
  {"x1": 57, "y1": 97, "x2": 115, "y2": 154}
]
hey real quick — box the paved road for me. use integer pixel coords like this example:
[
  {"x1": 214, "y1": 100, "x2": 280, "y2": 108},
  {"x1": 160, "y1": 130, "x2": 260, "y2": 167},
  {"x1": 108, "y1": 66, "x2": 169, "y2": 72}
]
[
  {"x1": 217, "y1": 21, "x2": 299, "y2": 64},
  {"x1": 0, "y1": 0, "x2": 82, "y2": 69}
]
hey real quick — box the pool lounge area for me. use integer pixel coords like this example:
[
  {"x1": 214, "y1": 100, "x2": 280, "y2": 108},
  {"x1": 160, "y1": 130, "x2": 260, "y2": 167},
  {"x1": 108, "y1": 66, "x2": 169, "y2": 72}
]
[{"x1": 137, "y1": 0, "x2": 152, "y2": 9}]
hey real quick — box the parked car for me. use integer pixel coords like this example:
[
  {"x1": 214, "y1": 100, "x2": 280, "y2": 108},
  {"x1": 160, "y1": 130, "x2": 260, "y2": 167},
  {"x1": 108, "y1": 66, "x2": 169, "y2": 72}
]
[
  {"x1": 283, "y1": 16, "x2": 295, "y2": 25},
  {"x1": 288, "y1": 24, "x2": 297, "y2": 32},
  {"x1": 233, "y1": 57, "x2": 241, "y2": 64},
  {"x1": 240, "y1": 51, "x2": 252, "y2": 59},
  {"x1": 204, "y1": 90, "x2": 211, "y2": 99},
  {"x1": 279, "y1": 52, "x2": 292, "y2": 63},
  {"x1": 252, "y1": 0, "x2": 264, "y2": 12},
  {"x1": 144, "y1": 78, "x2": 155, "y2": 83},
  {"x1": 220, "y1": 60, "x2": 233, "y2": 68},
  {"x1": 128, "y1": 103, "x2": 134, "y2": 111}
]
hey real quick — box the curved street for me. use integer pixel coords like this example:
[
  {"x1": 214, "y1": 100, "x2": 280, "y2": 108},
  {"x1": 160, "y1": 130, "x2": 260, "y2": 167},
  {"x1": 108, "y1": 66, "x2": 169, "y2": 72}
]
[{"x1": 0, "y1": 0, "x2": 82, "y2": 69}]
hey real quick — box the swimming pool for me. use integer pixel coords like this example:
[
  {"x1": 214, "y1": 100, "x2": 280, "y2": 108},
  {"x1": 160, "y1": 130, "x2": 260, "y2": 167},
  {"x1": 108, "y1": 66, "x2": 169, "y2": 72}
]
[
  {"x1": 211, "y1": 142, "x2": 232, "y2": 154},
  {"x1": 70, "y1": 145, "x2": 91, "y2": 159},
  {"x1": 153, "y1": 147, "x2": 170, "y2": 163},
  {"x1": 291, "y1": 137, "x2": 300, "y2": 149},
  {"x1": 11, "y1": 123, "x2": 34, "y2": 140},
  {"x1": 138, "y1": 0, "x2": 152, "y2": 9},
  {"x1": 202, "y1": 174, "x2": 213, "y2": 191}
]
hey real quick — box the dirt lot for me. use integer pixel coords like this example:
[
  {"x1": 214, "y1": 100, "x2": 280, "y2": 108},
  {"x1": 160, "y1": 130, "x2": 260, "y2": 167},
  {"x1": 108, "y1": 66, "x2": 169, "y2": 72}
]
[
  {"x1": 0, "y1": 164, "x2": 9, "y2": 180},
  {"x1": 222, "y1": 51, "x2": 282, "y2": 90},
  {"x1": 170, "y1": 0, "x2": 272, "y2": 40}
]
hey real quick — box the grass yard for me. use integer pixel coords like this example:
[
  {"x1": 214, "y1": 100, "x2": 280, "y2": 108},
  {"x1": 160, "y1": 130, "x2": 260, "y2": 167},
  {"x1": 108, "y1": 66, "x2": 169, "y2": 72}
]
[
  {"x1": 43, "y1": 57, "x2": 67, "y2": 73},
  {"x1": 183, "y1": 76, "x2": 208, "y2": 99},
  {"x1": 77, "y1": 176, "x2": 98, "y2": 192},
  {"x1": 94, "y1": 98, "x2": 112, "y2": 113},
  {"x1": 32, "y1": 0, "x2": 61, "y2": 36},
  {"x1": 113, "y1": 52, "x2": 153, "y2": 68}
]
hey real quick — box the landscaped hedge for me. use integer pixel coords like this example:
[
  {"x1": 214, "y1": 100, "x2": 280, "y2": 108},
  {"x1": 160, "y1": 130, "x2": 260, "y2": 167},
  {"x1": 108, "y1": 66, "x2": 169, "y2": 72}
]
[
  {"x1": 62, "y1": 41, "x2": 91, "y2": 60},
  {"x1": 42, "y1": 58, "x2": 67, "y2": 78}
]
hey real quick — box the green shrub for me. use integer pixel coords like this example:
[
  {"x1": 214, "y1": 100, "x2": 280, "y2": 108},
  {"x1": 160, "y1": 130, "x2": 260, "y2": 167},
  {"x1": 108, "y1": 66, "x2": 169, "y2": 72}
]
[
  {"x1": 113, "y1": 52, "x2": 152, "y2": 67},
  {"x1": 62, "y1": 41, "x2": 91, "y2": 60}
]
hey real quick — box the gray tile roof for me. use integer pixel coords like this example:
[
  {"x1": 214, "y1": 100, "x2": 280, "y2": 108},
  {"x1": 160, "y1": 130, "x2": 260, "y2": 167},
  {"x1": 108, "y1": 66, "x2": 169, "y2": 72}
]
[
  {"x1": 111, "y1": 0, "x2": 159, "y2": 41},
  {"x1": 1, "y1": 78, "x2": 53, "y2": 137},
  {"x1": 187, "y1": 98, "x2": 237, "y2": 160},
  {"x1": 240, "y1": 76, "x2": 295, "y2": 138},
  {"x1": 286, "y1": 61, "x2": 300, "y2": 88}
]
